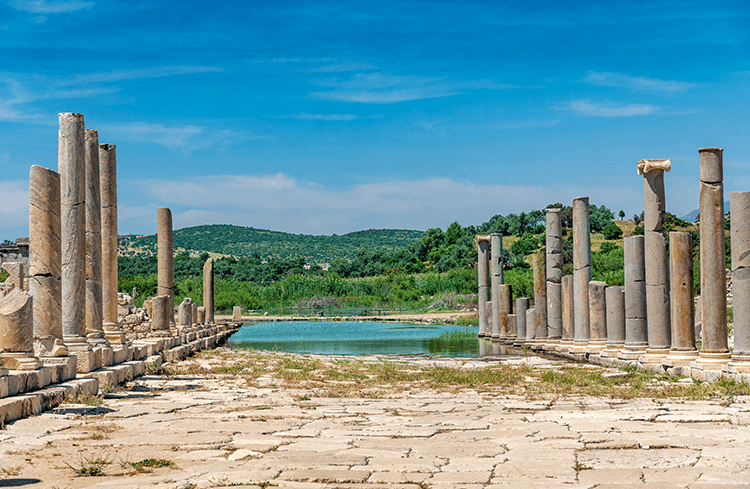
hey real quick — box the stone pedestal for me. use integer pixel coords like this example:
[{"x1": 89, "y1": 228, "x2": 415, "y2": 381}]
[
  {"x1": 586, "y1": 281, "x2": 607, "y2": 354},
  {"x1": 725, "y1": 192, "x2": 750, "y2": 373},
  {"x1": 600, "y1": 286, "x2": 625, "y2": 357},
  {"x1": 514, "y1": 298, "x2": 528, "y2": 346},
  {"x1": 570, "y1": 197, "x2": 591, "y2": 354},
  {"x1": 0, "y1": 289, "x2": 42, "y2": 370},
  {"x1": 476, "y1": 236, "x2": 490, "y2": 338},
  {"x1": 692, "y1": 148, "x2": 731, "y2": 375},
  {"x1": 619, "y1": 236, "x2": 648, "y2": 361},
  {"x1": 664, "y1": 232, "x2": 698, "y2": 368}
]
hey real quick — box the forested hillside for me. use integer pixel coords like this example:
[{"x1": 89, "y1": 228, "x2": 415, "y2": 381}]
[{"x1": 121, "y1": 225, "x2": 425, "y2": 262}]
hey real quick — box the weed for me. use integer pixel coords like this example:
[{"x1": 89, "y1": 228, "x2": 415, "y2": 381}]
[
  {"x1": 67, "y1": 393, "x2": 104, "y2": 406},
  {"x1": 65, "y1": 450, "x2": 113, "y2": 477},
  {"x1": 1, "y1": 465, "x2": 22, "y2": 477},
  {"x1": 130, "y1": 458, "x2": 173, "y2": 472}
]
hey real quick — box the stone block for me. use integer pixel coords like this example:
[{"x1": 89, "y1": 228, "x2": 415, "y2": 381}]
[
  {"x1": 699, "y1": 147, "x2": 723, "y2": 183},
  {"x1": 74, "y1": 349, "x2": 97, "y2": 373}
]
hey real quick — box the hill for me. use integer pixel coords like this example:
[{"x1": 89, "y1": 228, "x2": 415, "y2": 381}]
[
  {"x1": 121, "y1": 224, "x2": 426, "y2": 263},
  {"x1": 681, "y1": 201, "x2": 729, "y2": 223}
]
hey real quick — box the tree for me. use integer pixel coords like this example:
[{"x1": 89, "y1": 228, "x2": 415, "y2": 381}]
[
  {"x1": 618, "y1": 210, "x2": 625, "y2": 219},
  {"x1": 602, "y1": 222, "x2": 623, "y2": 240}
]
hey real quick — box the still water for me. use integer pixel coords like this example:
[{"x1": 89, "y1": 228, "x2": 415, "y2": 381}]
[{"x1": 228, "y1": 321, "x2": 480, "y2": 357}]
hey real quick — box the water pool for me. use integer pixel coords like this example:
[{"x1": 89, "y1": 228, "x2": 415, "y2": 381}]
[{"x1": 227, "y1": 321, "x2": 480, "y2": 357}]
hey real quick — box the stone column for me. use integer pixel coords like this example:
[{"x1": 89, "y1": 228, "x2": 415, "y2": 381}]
[
  {"x1": 476, "y1": 236, "x2": 490, "y2": 338},
  {"x1": 570, "y1": 197, "x2": 591, "y2": 354},
  {"x1": 58, "y1": 113, "x2": 93, "y2": 360},
  {"x1": 0, "y1": 289, "x2": 42, "y2": 369},
  {"x1": 532, "y1": 253, "x2": 547, "y2": 346},
  {"x1": 514, "y1": 298, "x2": 528, "y2": 346},
  {"x1": 600, "y1": 286, "x2": 625, "y2": 358},
  {"x1": 545, "y1": 208, "x2": 563, "y2": 350},
  {"x1": 84, "y1": 129, "x2": 107, "y2": 347},
  {"x1": 692, "y1": 147, "x2": 731, "y2": 376},
  {"x1": 178, "y1": 298, "x2": 192, "y2": 327},
  {"x1": 526, "y1": 308, "x2": 536, "y2": 343},
  {"x1": 191, "y1": 303, "x2": 198, "y2": 328},
  {"x1": 500, "y1": 284, "x2": 514, "y2": 344},
  {"x1": 29, "y1": 165, "x2": 67, "y2": 357},
  {"x1": 637, "y1": 159, "x2": 671, "y2": 365},
  {"x1": 662, "y1": 231, "x2": 698, "y2": 370},
  {"x1": 232, "y1": 306, "x2": 242, "y2": 322},
  {"x1": 725, "y1": 193, "x2": 750, "y2": 373},
  {"x1": 203, "y1": 258, "x2": 214, "y2": 324},
  {"x1": 490, "y1": 233, "x2": 504, "y2": 341},
  {"x1": 557, "y1": 275, "x2": 575, "y2": 353},
  {"x1": 100, "y1": 143, "x2": 125, "y2": 344},
  {"x1": 197, "y1": 306, "x2": 206, "y2": 325},
  {"x1": 587, "y1": 281, "x2": 607, "y2": 354},
  {"x1": 619, "y1": 236, "x2": 648, "y2": 360},
  {"x1": 157, "y1": 208, "x2": 175, "y2": 327},
  {"x1": 151, "y1": 295, "x2": 170, "y2": 335}
]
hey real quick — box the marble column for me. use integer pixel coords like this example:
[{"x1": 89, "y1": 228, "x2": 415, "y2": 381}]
[
  {"x1": 58, "y1": 113, "x2": 92, "y2": 356},
  {"x1": 84, "y1": 129, "x2": 107, "y2": 347},
  {"x1": 203, "y1": 258, "x2": 214, "y2": 324},
  {"x1": 637, "y1": 159, "x2": 671, "y2": 365},
  {"x1": 514, "y1": 298, "x2": 528, "y2": 346},
  {"x1": 532, "y1": 253, "x2": 547, "y2": 345},
  {"x1": 570, "y1": 197, "x2": 591, "y2": 354},
  {"x1": 663, "y1": 231, "x2": 698, "y2": 369},
  {"x1": 500, "y1": 284, "x2": 514, "y2": 344},
  {"x1": 557, "y1": 275, "x2": 575, "y2": 353},
  {"x1": 600, "y1": 286, "x2": 625, "y2": 358},
  {"x1": 692, "y1": 147, "x2": 731, "y2": 374},
  {"x1": 545, "y1": 208, "x2": 563, "y2": 350},
  {"x1": 29, "y1": 165, "x2": 67, "y2": 357},
  {"x1": 490, "y1": 233, "x2": 504, "y2": 341},
  {"x1": 587, "y1": 281, "x2": 607, "y2": 354},
  {"x1": 100, "y1": 143, "x2": 125, "y2": 344},
  {"x1": 157, "y1": 208, "x2": 175, "y2": 327},
  {"x1": 619, "y1": 236, "x2": 648, "y2": 360},
  {"x1": 0, "y1": 288, "x2": 42, "y2": 369},
  {"x1": 725, "y1": 192, "x2": 750, "y2": 373},
  {"x1": 476, "y1": 236, "x2": 491, "y2": 338}
]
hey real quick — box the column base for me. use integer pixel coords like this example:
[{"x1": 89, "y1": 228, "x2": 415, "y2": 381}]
[
  {"x1": 103, "y1": 322, "x2": 127, "y2": 344},
  {"x1": 639, "y1": 348, "x2": 670, "y2": 365},
  {"x1": 617, "y1": 345, "x2": 648, "y2": 361},
  {"x1": 662, "y1": 349, "x2": 699, "y2": 368},
  {"x1": 585, "y1": 340, "x2": 607, "y2": 355},
  {"x1": 723, "y1": 354, "x2": 750, "y2": 374},
  {"x1": 599, "y1": 343, "x2": 624, "y2": 358},
  {"x1": 555, "y1": 339, "x2": 574, "y2": 353},
  {"x1": 0, "y1": 353, "x2": 42, "y2": 370},
  {"x1": 691, "y1": 351, "x2": 731, "y2": 381},
  {"x1": 504, "y1": 334, "x2": 517, "y2": 345},
  {"x1": 543, "y1": 339, "x2": 560, "y2": 351},
  {"x1": 34, "y1": 338, "x2": 69, "y2": 357},
  {"x1": 531, "y1": 338, "x2": 548, "y2": 350},
  {"x1": 568, "y1": 341, "x2": 589, "y2": 354}
]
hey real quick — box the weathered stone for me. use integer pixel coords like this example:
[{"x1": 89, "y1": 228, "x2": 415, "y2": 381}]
[
  {"x1": 571, "y1": 266, "x2": 591, "y2": 348},
  {"x1": 546, "y1": 208, "x2": 563, "y2": 282},
  {"x1": 178, "y1": 298, "x2": 193, "y2": 326},
  {"x1": 526, "y1": 308, "x2": 536, "y2": 341},
  {"x1": 0, "y1": 288, "x2": 41, "y2": 369},
  {"x1": 641, "y1": 162, "x2": 669, "y2": 232},
  {"x1": 726, "y1": 192, "x2": 750, "y2": 372},
  {"x1": 203, "y1": 258, "x2": 214, "y2": 324},
  {"x1": 99, "y1": 143, "x2": 124, "y2": 344},
  {"x1": 699, "y1": 147, "x2": 723, "y2": 183},
  {"x1": 58, "y1": 113, "x2": 90, "y2": 352},
  {"x1": 605, "y1": 286, "x2": 625, "y2": 345},
  {"x1": 620, "y1": 236, "x2": 648, "y2": 360},
  {"x1": 84, "y1": 129, "x2": 106, "y2": 346},
  {"x1": 500, "y1": 284, "x2": 513, "y2": 343},
  {"x1": 571, "y1": 197, "x2": 591, "y2": 354},
  {"x1": 232, "y1": 306, "x2": 242, "y2": 321},
  {"x1": 191, "y1": 303, "x2": 198, "y2": 326},
  {"x1": 29, "y1": 165, "x2": 65, "y2": 357},
  {"x1": 572, "y1": 197, "x2": 591, "y2": 270},
  {"x1": 559, "y1": 275, "x2": 574, "y2": 349},
  {"x1": 515, "y1": 298, "x2": 528, "y2": 343},
  {"x1": 2, "y1": 263, "x2": 23, "y2": 290},
  {"x1": 532, "y1": 253, "x2": 547, "y2": 341},
  {"x1": 508, "y1": 313, "x2": 517, "y2": 339},
  {"x1": 491, "y1": 233, "x2": 503, "y2": 341},
  {"x1": 669, "y1": 232, "x2": 696, "y2": 351},
  {"x1": 197, "y1": 306, "x2": 206, "y2": 325},
  {"x1": 476, "y1": 236, "x2": 490, "y2": 337},
  {"x1": 151, "y1": 295, "x2": 170, "y2": 333},
  {"x1": 157, "y1": 208, "x2": 174, "y2": 326},
  {"x1": 547, "y1": 281, "x2": 562, "y2": 342},
  {"x1": 645, "y1": 284, "x2": 671, "y2": 349}
]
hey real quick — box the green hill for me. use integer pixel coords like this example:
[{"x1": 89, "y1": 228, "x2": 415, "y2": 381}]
[{"x1": 121, "y1": 224, "x2": 425, "y2": 263}]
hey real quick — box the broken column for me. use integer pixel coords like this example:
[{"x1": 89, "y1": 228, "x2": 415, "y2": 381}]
[
  {"x1": 514, "y1": 298, "x2": 528, "y2": 346},
  {"x1": 232, "y1": 306, "x2": 242, "y2": 322},
  {"x1": 84, "y1": 129, "x2": 108, "y2": 347},
  {"x1": 100, "y1": 143, "x2": 125, "y2": 345},
  {"x1": 500, "y1": 284, "x2": 514, "y2": 344},
  {"x1": 545, "y1": 208, "x2": 563, "y2": 350},
  {"x1": 476, "y1": 236, "x2": 490, "y2": 338},
  {"x1": 157, "y1": 208, "x2": 175, "y2": 327},
  {"x1": 491, "y1": 233, "x2": 504, "y2": 342},
  {"x1": 725, "y1": 192, "x2": 750, "y2": 373},
  {"x1": 618, "y1": 236, "x2": 648, "y2": 360},
  {"x1": 557, "y1": 275, "x2": 574, "y2": 353},
  {"x1": 570, "y1": 197, "x2": 591, "y2": 354},
  {"x1": 59, "y1": 113, "x2": 94, "y2": 367},
  {"x1": 600, "y1": 286, "x2": 625, "y2": 358},
  {"x1": 692, "y1": 148, "x2": 731, "y2": 376},
  {"x1": 525, "y1": 308, "x2": 536, "y2": 343},
  {"x1": 178, "y1": 298, "x2": 192, "y2": 327},
  {"x1": 203, "y1": 258, "x2": 214, "y2": 324},
  {"x1": 29, "y1": 165, "x2": 67, "y2": 357},
  {"x1": 586, "y1": 281, "x2": 607, "y2": 354},
  {"x1": 532, "y1": 253, "x2": 547, "y2": 346},
  {"x1": 197, "y1": 306, "x2": 206, "y2": 325},
  {"x1": 0, "y1": 288, "x2": 42, "y2": 369},
  {"x1": 663, "y1": 231, "x2": 698, "y2": 370},
  {"x1": 638, "y1": 158, "x2": 671, "y2": 365},
  {"x1": 191, "y1": 303, "x2": 198, "y2": 328},
  {"x1": 151, "y1": 295, "x2": 170, "y2": 336}
]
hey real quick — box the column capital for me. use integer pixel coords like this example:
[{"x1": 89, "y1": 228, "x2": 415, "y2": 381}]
[{"x1": 637, "y1": 158, "x2": 671, "y2": 175}]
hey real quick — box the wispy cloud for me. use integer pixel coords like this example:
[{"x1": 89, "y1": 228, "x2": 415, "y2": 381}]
[
  {"x1": 582, "y1": 71, "x2": 697, "y2": 91},
  {"x1": 562, "y1": 99, "x2": 659, "y2": 117},
  {"x1": 0, "y1": 179, "x2": 29, "y2": 236},
  {"x1": 8, "y1": 0, "x2": 94, "y2": 14},
  {"x1": 100, "y1": 122, "x2": 266, "y2": 153},
  {"x1": 62, "y1": 66, "x2": 225, "y2": 85},
  {"x1": 287, "y1": 113, "x2": 360, "y2": 121}
]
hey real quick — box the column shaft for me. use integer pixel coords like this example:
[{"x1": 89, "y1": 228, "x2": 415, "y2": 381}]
[
  {"x1": 490, "y1": 233, "x2": 503, "y2": 340},
  {"x1": 476, "y1": 237, "x2": 490, "y2": 337},
  {"x1": 84, "y1": 129, "x2": 106, "y2": 344},
  {"x1": 158, "y1": 208, "x2": 175, "y2": 326}
]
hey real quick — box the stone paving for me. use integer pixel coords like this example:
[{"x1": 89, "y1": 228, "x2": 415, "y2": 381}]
[{"x1": 2, "y1": 353, "x2": 750, "y2": 488}]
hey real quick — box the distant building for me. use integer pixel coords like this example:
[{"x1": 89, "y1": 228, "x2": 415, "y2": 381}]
[{"x1": 0, "y1": 238, "x2": 30, "y2": 270}]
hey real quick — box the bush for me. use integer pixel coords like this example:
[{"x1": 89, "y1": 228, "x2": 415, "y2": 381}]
[{"x1": 602, "y1": 222, "x2": 623, "y2": 240}]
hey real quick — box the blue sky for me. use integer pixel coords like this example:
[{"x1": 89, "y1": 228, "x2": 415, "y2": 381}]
[{"x1": 1, "y1": 0, "x2": 749, "y2": 240}]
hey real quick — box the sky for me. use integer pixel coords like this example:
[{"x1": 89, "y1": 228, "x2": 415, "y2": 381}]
[{"x1": 1, "y1": 0, "x2": 749, "y2": 241}]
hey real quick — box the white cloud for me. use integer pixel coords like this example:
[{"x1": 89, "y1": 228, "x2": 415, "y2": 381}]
[
  {"x1": 0, "y1": 180, "x2": 29, "y2": 239},
  {"x1": 287, "y1": 113, "x2": 359, "y2": 121},
  {"x1": 99, "y1": 122, "x2": 266, "y2": 153},
  {"x1": 63, "y1": 66, "x2": 225, "y2": 85},
  {"x1": 8, "y1": 0, "x2": 94, "y2": 14},
  {"x1": 563, "y1": 99, "x2": 659, "y2": 117},
  {"x1": 582, "y1": 71, "x2": 697, "y2": 91}
]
